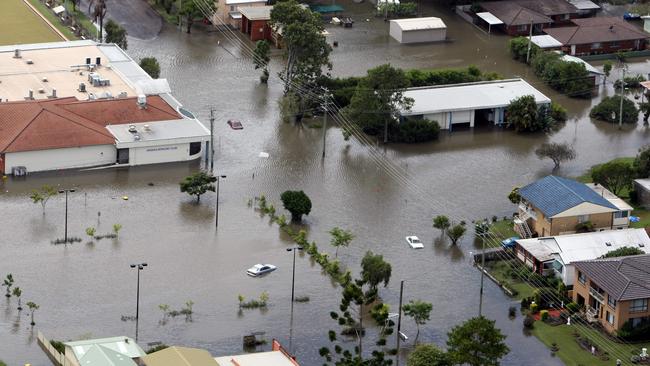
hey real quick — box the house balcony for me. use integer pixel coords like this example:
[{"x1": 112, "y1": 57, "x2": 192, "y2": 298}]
[
  {"x1": 518, "y1": 203, "x2": 537, "y2": 221},
  {"x1": 589, "y1": 287, "x2": 604, "y2": 303}
]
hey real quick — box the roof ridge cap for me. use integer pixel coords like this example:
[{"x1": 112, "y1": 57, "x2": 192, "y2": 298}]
[{"x1": 42, "y1": 105, "x2": 114, "y2": 139}]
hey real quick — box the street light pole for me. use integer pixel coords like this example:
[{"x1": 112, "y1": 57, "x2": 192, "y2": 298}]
[
  {"x1": 395, "y1": 280, "x2": 404, "y2": 366},
  {"x1": 619, "y1": 67, "x2": 626, "y2": 130},
  {"x1": 130, "y1": 262, "x2": 147, "y2": 342},
  {"x1": 286, "y1": 246, "x2": 303, "y2": 353},
  {"x1": 215, "y1": 175, "x2": 226, "y2": 228},
  {"x1": 58, "y1": 188, "x2": 76, "y2": 243},
  {"x1": 210, "y1": 108, "x2": 215, "y2": 172}
]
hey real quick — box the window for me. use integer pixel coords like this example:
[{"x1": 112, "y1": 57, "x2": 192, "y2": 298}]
[
  {"x1": 610, "y1": 41, "x2": 619, "y2": 48},
  {"x1": 563, "y1": 14, "x2": 570, "y2": 20},
  {"x1": 606, "y1": 311, "x2": 615, "y2": 324},
  {"x1": 614, "y1": 211, "x2": 629, "y2": 219},
  {"x1": 517, "y1": 24, "x2": 528, "y2": 32},
  {"x1": 608, "y1": 295, "x2": 617, "y2": 309},
  {"x1": 189, "y1": 142, "x2": 202, "y2": 156},
  {"x1": 591, "y1": 42, "x2": 602, "y2": 50},
  {"x1": 630, "y1": 299, "x2": 648, "y2": 313},
  {"x1": 578, "y1": 271, "x2": 586, "y2": 285},
  {"x1": 577, "y1": 214, "x2": 590, "y2": 223},
  {"x1": 230, "y1": 5, "x2": 235, "y2": 11}
]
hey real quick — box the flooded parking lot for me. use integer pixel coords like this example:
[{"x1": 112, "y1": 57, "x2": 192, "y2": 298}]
[{"x1": 1, "y1": 1, "x2": 649, "y2": 365}]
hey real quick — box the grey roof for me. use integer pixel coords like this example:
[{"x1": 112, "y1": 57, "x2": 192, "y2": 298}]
[
  {"x1": 519, "y1": 175, "x2": 618, "y2": 217},
  {"x1": 77, "y1": 345, "x2": 138, "y2": 366},
  {"x1": 480, "y1": 1, "x2": 552, "y2": 26},
  {"x1": 574, "y1": 254, "x2": 650, "y2": 301},
  {"x1": 239, "y1": 6, "x2": 272, "y2": 20},
  {"x1": 65, "y1": 336, "x2": 145, "y2": 359}
]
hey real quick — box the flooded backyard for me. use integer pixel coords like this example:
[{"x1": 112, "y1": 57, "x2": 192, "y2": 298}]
[{"x1": 1, "y1": 2, "x2": 650, "y2": 365}]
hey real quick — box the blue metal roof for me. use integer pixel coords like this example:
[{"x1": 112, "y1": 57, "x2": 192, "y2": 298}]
[{"x1": 519, "y1": 175, "x2": 618, "y2": 217}]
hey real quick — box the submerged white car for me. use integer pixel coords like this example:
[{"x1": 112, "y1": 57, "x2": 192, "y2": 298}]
[
  {"x1": 406, "y1": 236, "x2": 424, "y2": 249},
  {"x1": 246, "y1": 264, "x2": 277, "y2": 277}
]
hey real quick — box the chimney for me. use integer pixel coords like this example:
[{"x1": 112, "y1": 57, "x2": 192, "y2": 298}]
[{"x1": 13, "y1": 49, "x2": 21, "y2": 58}]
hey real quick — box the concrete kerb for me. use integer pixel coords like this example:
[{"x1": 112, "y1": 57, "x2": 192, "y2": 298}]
[{"x1": 22, "y1": 0, "x2": 69, "y2": 41}]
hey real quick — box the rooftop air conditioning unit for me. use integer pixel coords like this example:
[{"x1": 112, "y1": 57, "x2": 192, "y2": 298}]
[
  {"x1": 25, "y1": 59, "x2": 33, "y2": 65},
  {"x1": 49, "y1": 88, "x2": 57, "y2": 99},
  {"x1": 27, "y1": 89, "x2": 34, "y2": 100},
  {"x1": 78, "y1": 83, "x2": 86, "y2": 92},
  {"x1": 13, "y1": 49, "x2": 21, "y2": 59},
  {"x1": 137, "y1": 94, "x2": 147, "y2": 109},
  {"x1": 86, "y1": 57, "x2": 91, "y2": 65},
  {"x1": 96, "y1": 57, "x2": 101, "y2": 66},
  {"x1": 118, "y1": 92, "x2": 128, "y2": 98}
]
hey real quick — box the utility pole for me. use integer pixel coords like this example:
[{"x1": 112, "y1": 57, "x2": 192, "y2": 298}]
[
  {"x1": 526, "y1": 18, "x2": 534, "y2": 63},
  {"x1": 58, "y1": 188, "x2": 76, "y2": 243},
  {"x1": 286, "y1": 246, "x2": 303, "y2": 353},
  {"x1": 210, "y1": 108, "x2": 215, "y2": 173},
  {"x1": 130, "y1": 262, "x2": 147, "y2": 342},
  {"x1": 321, "y1": 89, "x2": 329, "y2": 159},
  {"x1": 395, "y1": 280, "x2": 404, "y2": 366},
  {"x1": 619, "y1": 67, "x2": 626, "y2": 130},
  {"x1": 215, "y1": 175, "x2": 226, "y2": 228},
  {"x1": 479, "y1": 234, "x2": 486, "y2": 317}
]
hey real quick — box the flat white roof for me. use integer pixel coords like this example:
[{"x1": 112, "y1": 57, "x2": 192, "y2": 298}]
[
  {"x1": 517, "y1": 228, "x2": 650, "y2": 265},
  {"x1": 559, "y1": 53, "x2": 603, "y2": 75},
  {"x1": 569, "y1": 0, "x2": 600, "y2": 10},
  {"x1": 401, "y1": 78, "x2": 551, "y2": 116},
  {"x1": 390, "y1": 17, "x2": 446, "y2": 31},
  {"x1": 635, "y1": 178, "x2": 650, "y2": 190},
  {"x1": 214, "y1": 351, "x2": 296, "y2": 366},
  {"x1": 226, "y1": 0, "x2": 266, "y2": 4},
  {"x1": 586, "y1": 183, "x2": 632, "y2": 211},
  {"x1": 64, "y1": 336, "x2": 145, "y2": 360},
  {"x1": 476, "y1": 12, "x2": 504, "y2": 25},
  {"x1": 107, "y1": 118, "x2": 210, "y2": 147},
  {"x1": 531, "y1": 35, "x2": 563, "y2": 49}
]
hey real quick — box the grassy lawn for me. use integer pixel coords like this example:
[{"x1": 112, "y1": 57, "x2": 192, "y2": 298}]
[
  {"x1": 145, "y1": 0, "x2": 179, "y2": 24},
  {"x1": 485, "y1": 260, "x2": 535, "y2": 300},
  {"x1": 489, "y1": 219, "x2": 518, "y2": 241},
  {"x1": 532, "y1": 321, "x2": 649, "y2": 366},
  {"x1": 0, "y1": 0, "x2": 65, "y2": 45}
]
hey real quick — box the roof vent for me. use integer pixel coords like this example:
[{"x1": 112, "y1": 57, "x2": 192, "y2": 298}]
[
  {"x1": 88, "y1": 93, "x2": 97, "y2": 100},
  {"x1": 134, "y1": 134, "x2": 141, "y2": 141},
  {"x1": 137, "y1": 94, "x2": 147, "y2": 109},
  {"x1": 128, "y1": 125, "x2": 137, "y2": 133},
  {"x1": 42, "y1": 77, "x2": 48, "y2": 82},
  {"x1": 143, "y1": 124, "x2": 151, "y2": 131},
  {"x1": 38, "y1": 88, "x2": 45, "y2": 94},
  {"x1": 25, "y1": 59, "x2": 33, "y2": 65},
  {"x1": 96, "y1": 57, "x2": 101, "y2": 66},
  {"x1": 78, "y1": 83, "x2": 87, "y2": 93},
  {"x1": 13, "y1": 49, "x2": 21, "y2": 59},
  {"x1": 605, "y1": 242, "x2": 612, "y2": 247},
  {"x1": 639, "y1": 243, "x2": 645, "y2": 248},
  {"x1": 101, "y1": 91, "x2": 113, "y2": 99},
  {"x1": 48, "y1": 88, "x2": 57, "y2": 99}
]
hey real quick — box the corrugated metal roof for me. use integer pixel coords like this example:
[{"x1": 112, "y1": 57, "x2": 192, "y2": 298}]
[
  {"x1": 517, "y1": 228, "x2": 650, "y2": 265},
  {"x1": 239, "y1": 6, "x2": 272, "y2": 20},
  {"x1": 569, "y1": 0, "x2": 600, "y2": 11},
  {"x1": 519, "y1": 175, "x2": 618, "y2": 218},
  {"x1": 531, "y1": 35, "x2": 563, "y2": 48},
  {"x1": 390, "y1": 17, "x2": 447, "y2": 31},
  {"x1": 65, "y1": 336, "x2": 145, "y2": 360},
  {"x1": 476, "y1": 12, "x2": 504, "y2": 25},
  {"x1": 144, "y1": 346, "x2": 220, "y2": 366},
  {"x1": 77, "y1": 345, "x2": 138, "y2": 366},
  {"x1": 401, "y1": 78, "x2": 550, "y2": 116},
  {"x1": 574, "y1": 254, "x2": 650, "y2": 301},
  {"x1": 214, "y1": 351, "x2": 297, "y2": 366}
]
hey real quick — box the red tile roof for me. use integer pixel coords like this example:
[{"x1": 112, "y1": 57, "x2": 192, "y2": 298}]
[{"x1": 0, "y1": 96, "x2": 182, "y2": 153}]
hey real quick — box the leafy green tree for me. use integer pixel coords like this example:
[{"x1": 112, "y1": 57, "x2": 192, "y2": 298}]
[
  {"x1": 602, "y1": 246, "x2": 645, "y2": 258},
  {"x1": 508, "y1": 37, "x2": 538, "y2": 63},
  {"x1": 253, "y1": 40, "x2": 271, "y2": 84},
  {"x1": 329, "y1": 227, "x2": 354, "y2": 258},
  {"x1": 508, "y1": 187, "x2": 521, "y2": 204},
  {"x1": 344, "y1": 64, "x2": 413, "y2": 142},
  {"x1": 535, "y1": 142, "x2": 576, "y2": 170},
  {"x1": 433, "y1": 215, "x2": 450, "y2": 234},
  {"x1": 69, "y1": 0, "x2": 80, "y2": 11},
  {"x1": 2, "y1": 274, "x2": 14, "y2": 298},
  {"x1": 446, "y1": 316, "x2": 510, "y2": 366},
  {"x1": 139, "y1": 57, "x2": 161, "y2": 79},
  {"x1": 591, "y1": 160, "x2": 636, "y2": 196},
  {"x1": 590, "y1": 96, "x2": 639, "y2": 124},
  {"x1": 603, "y1": 61, "x2": 613, "y2": 84},
  {"x1": 104, "y1": 20, "x2": 128, "y2": 50},
  {"x1": 407, "y1": 344, "x2": 452, "y2": 366},
  {"x1": 180, "y1": 1, "x2": 215, "y2": 34},
  {"x1": 30, "y1": 185, "x2": 58, "y2": 212},
  {"x1": 634, "y1": 145, "x2": 650, "y2": 178},
  {"x1": 446, "y1": 223, "x2": 466, "y2": 245},
  {"x1": 180, "y1": 171, "x2": 217, "y2": 203},
  {"x1": 361, "y1": 251, "x2": 392, "y2": 292},
  {"x1": 270, "y1": 0, "x2": 331, "y2": 94},
  {"x1": 506, "y1": 95, "x2": 543, "y2": 132},
  {"x1": 402, "y1": 300, "x2": 433, "y2": 344},
  {"x1": 86, "y1": 227, "x2": 96, "y2": 239},
  {"x1": 26, "y1": 301, "x2": 39, "y2": 325},
  {"x1": 89, "y1": 0, "x2": 107, "y2": 41},
  {"x1": 113, "y1": 224, "x2": 123, "y2": 236},
  {"x1": 280, "y1": 190, "x2": 312, "y2": 221},
  {"x1": 12, "y1": 287, "x2": 22, "y2": 310}
]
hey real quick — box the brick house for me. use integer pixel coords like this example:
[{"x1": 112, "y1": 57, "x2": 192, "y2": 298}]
[
  {"x1": 478, "y1": 0, "x2": 577, "y2": 36},
  {"x1": 515, "y1": 175, "x2": 631, "y2": 238},
  {"x1": 239, "y1": 6, "x2": 274, "y2": 43},
  {"x1": 213, "y1": 0, "x2": 267, "y2": 29},
  {"x1": 572, "y1": 255, "x2": 650, "y2": 334},
  {"x1": 543, "y1": 17, "x2": 648, "y2": 56}
]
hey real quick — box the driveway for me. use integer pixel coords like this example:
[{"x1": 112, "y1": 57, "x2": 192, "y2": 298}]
[{"x1": 79, "y1": 0, "x2": 163, "y2": 40}]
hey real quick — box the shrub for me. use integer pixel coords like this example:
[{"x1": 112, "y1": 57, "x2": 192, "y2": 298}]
[
  {"x1": 590, "y1": 96, "x2": 639, "y2": 124},
  {"x1": 523, "y1": 314, "x2": 535, "y2": 329},
  {"x1": 508, "y1": 37, "x2": 539, "y2": 62},
  {"x1": 527, "y1": 51, "x2": 592, "y2": 97},
  {"x1": 139, "y1": 57, "x2": 161, "y2": 79},
  {"x1": 508, "y1": 306, "x2": 517, "y2": 318},
  {"x1": 551, "y1": 102, "x2": 568, "y2": 122},
  {"x1": 540, "y1": 310, "x2": 549, "y2": 321},
  {"x1": 50, "y1": 340, "x2": 65, "y2": 354},
  {"x1": 618, "y1": 318, "x2": 650, "y2": 341},
  {"x1": 530, "y1": 303, "x2": 538, "y2": 313},
  {"x1": 575, "y1": 221, "x2": 594, "y2": 233},
  {"x1": 391, "y1": 118, "x2": 440, "y2": 143}
]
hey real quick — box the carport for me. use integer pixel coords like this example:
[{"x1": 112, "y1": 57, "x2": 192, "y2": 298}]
[{"x1": 476, "y1": 12, "x2": 503, "y2": 34}]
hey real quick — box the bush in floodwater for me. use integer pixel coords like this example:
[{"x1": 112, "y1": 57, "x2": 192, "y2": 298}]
[
  {"x1": 540, "y1": 310, "x2": 550, "y2": 322},
  {"x1": 508, "y1": 306, "x2": 517, "y2": 318},
  {"x1": 240, "y1": 292, "x2": 269, "y2": 309},
  {"x1": 51, "y1": 237, "x2": 82, "y2": 245},
  {"x1": 294, "y1": 296, "x2": 310, "y2": 303},
  {"x1": 50, "y1": 340, "x2": 65, "y2": 354},
  {"x1": 523, "y1": 314, "x2": 535, "y2": 329}
]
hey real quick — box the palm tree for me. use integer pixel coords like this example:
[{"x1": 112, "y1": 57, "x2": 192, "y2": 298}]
[
  {"x1": 26, "y1": 301, "x2": 39, "y2": 325},
  {"x1": 88, "y1": 0, "x2": 107, "y2": 41},
  {"x1": 12, "y1": 287, "x2": 22, "y2": 311}
]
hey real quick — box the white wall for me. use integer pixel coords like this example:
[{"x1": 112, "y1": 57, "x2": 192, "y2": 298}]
[
  {"x1": 400, "y1": 28, "x2": 446, "y2": 44},
  {"x1": 128, "y1": 142, "x2": 202, "y2": 166},
  {"x1": 5, "y1": 145, "x2": 116, "y2": 173},
  {"x1": 424, "y1": 112, "x2": 447, "y2": 129},
  {"x1": 389, "y1": 22, "x2": 403, "y2": 43}
]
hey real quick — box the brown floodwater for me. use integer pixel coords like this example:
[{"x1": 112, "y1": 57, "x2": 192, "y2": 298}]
[{"x1": 1, "y1": 2, "x2": 649, "y2": 365}]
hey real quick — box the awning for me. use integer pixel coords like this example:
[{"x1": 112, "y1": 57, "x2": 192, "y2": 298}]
[
  {"x1": 52, "y1": 5, "x2": 66, "y2": 15},
  {"x1": 229, "y1": 11, "x2": 242, "y2": 19},
  {"x1": 476, "y1": 12, "x2": 503, "y2": 25},
  {"x1": 568, "y1": 0, "x2": 600, "y2": 11},
  {"x1": 531, "y1": 35, "x2": 563, "y2": 49}
]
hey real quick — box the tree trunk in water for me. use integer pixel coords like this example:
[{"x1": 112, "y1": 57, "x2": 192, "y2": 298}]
[
  {"x1": 196, "y1": 194, "x2": 201, "y2": 203},
  {"x1": 99, "y1": 16, "x2": 104, "y2": 42},
  {"x1": 186, "y1": 18, "x2": 193, "y2": 33}
]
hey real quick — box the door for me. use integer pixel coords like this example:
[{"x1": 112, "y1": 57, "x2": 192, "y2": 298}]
[
  {"x1": 0, "y1": 154, "x2": 4, "y2": 175},
  {"x1": 117, "y1": 149, "x2": 129, "y2": 164}
]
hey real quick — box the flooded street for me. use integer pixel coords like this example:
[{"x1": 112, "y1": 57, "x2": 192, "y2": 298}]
[{"x1": 1, "y1": 2, "x2": 650, "y2": 365}]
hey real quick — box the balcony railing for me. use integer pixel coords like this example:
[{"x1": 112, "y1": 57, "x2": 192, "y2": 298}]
[
  {"x1": 518, "y1": 203, "x2": 537, "y2": 220},
  {"x1": 589, "y1": 287, "x2": 604, "y2": 303}
]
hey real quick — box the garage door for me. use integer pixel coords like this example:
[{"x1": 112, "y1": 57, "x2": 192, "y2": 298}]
[{"x1": 451, "y1": 110, "x2": 471, "y2": 124}]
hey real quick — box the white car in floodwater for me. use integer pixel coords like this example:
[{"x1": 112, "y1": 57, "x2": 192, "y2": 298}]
[
  {"x1": 247, "y1": 264, "x2": 277, "y2": 277},
  {"x1": 406, "y1": 236, "x2": 424, "y2": 249}
]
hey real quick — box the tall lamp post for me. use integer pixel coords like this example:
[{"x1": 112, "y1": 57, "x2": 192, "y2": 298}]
[
  {"x1": 286, "y1": 246, "x2": 303, "y2": 353},
  {"x1": 58, "y1": 188, "x2": 76, "y2": 243},
  {"x1": 130, "y1": 262, "x2": 147, "y2": 342},
  {"x1": 215, "y1": 175, "x2": 226, "y2": 228}
]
